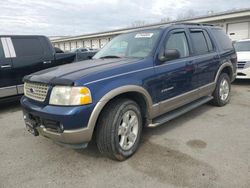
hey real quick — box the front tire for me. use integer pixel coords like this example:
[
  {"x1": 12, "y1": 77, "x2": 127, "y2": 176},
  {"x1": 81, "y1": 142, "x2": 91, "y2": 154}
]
[
  {"x1": 211, "y1": 73, "x2": 231, "y2": 106},
  {"x1": 96, "y1": 98, "x2": 142, "y2": 161}
]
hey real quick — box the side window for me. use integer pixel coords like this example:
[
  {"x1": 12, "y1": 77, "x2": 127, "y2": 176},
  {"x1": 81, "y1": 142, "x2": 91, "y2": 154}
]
[
  {"x1": 12, "y1": 38, "x2": 44, "y2": 57},
  {"x1": 203, "y1": 31, "x2": 214, "y2": 52},
  {"x1": 190, "y1": 30, "x2": 209, "y2": 55},
  {"x1": 0, "y1": 40, "x2": 5, "y2": 59},
  {"x1": 165, "y1": 32, "x2": 190, "y2": 58},
  {"x1": 211, "y1": 29, "x2": 233, "y2": 50}
]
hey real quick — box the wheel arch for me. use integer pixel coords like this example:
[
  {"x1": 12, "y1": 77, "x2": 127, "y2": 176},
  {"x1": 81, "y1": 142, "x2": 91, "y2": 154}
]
[
  {"x1": 86, "y1": 85, "x2": 154, "y2": 139},
  {"x1": 215, "y1": 62, "x2": 234, "y2": 83}
]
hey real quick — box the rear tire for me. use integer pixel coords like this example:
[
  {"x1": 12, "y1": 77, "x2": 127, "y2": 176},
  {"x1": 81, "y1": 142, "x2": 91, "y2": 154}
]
[
  {"x1": 211, "y1": 73, "x2": 231, "y2": 106},
  {"x1": 96, "y1": 98, "x2": 142, "y2": 161}
]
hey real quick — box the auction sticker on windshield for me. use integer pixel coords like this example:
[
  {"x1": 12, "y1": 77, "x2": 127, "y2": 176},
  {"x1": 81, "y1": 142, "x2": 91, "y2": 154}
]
[{"x1": 135, "y1": 33, "x2": 154, "y2": 38}]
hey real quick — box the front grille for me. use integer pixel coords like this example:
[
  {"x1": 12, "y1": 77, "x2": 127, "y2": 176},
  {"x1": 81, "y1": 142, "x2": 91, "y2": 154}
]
[
  {"x1": 24, "y1": 82, "x2": 49, "y2": 102},
  {"x1": 237, "y1": 61, "x2": 246, "y2": 69}
]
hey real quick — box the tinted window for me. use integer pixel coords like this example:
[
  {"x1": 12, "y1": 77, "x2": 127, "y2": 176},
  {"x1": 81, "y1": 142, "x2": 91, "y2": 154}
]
[
  {"x1": 211, "y1": 29, "x2": 233, "y2": 50},
  {"x1": 190, "y1": 30, "x2": 209, "y2": 55},
  {"x1": 12, "y1": 38, "x2": 44, "y2": 57},
  {"x1": 203, "y1": 31, "x2": 214, "y2": 52},
  {"x1": 165, "y1": 32, "x2": 189, "y2": 58},
  {"x1": 0, "y1": 40, "x2": 5, "y2": 58}
]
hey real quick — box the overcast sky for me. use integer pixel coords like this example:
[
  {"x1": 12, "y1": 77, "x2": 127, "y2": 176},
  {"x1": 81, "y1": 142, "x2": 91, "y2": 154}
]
[{"x1": 0, "y1": 0, "x2": 249, "y2": 36}]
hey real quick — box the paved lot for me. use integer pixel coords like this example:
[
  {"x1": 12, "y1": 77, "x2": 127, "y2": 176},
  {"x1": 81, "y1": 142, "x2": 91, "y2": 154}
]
[{"x1": 0, "y1": 80, "x2": 249, "y2": 188}]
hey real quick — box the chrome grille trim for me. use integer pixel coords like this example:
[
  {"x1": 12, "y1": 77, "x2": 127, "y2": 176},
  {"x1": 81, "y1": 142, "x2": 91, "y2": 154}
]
[
  {"x1": 237, "y1": 61, "x2": 246, "y2": 69},
  {"x1": 24, "y1": 82, "x2": 49, "y2": 102}
]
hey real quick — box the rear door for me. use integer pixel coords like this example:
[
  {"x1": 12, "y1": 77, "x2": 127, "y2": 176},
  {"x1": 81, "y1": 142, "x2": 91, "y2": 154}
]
[
  {"x1": 187, "y1": 28, "x2": 219, "y2": 87},
  {"x1": 11, "y1": 36, "x2": 46, "y2": 88},
  {"x1": 0, "y1": 37, "x2": 17, "y2": 97}
]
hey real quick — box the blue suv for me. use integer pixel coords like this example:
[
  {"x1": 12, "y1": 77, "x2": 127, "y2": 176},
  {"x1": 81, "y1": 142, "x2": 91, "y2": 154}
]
[{"x1": 21, "y1": 23, "x2": 237, "y2": 160}]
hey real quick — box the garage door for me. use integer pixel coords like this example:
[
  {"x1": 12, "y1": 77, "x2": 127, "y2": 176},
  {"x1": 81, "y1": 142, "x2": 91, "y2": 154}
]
[
  {"x1": 70, "y1": 41, "x2": 77, "y2": 50},
  {"x1": 77, "y1": 40, "x2": 83, "y2": 48},
  {"x1": 227, "y1": 22, "x2": 249, "y2": 41},
  {"x1": 91, "y1": 39, "x2": 99, "y2": 49},
  {"x1": 100, "y1": 38, "x2": 109, "y2": 48},
  {"x1": 65, "y1": 42, "x2": 70, "y2": 51},
  {"x1": 84, "y1": 40, "x2": 91, "y2": 48}
]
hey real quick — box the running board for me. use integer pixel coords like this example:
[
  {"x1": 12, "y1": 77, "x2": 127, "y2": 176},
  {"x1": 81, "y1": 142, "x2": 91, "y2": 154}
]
[{"x1": 148, "y1": 96, "x2": 213, "y2": 128}]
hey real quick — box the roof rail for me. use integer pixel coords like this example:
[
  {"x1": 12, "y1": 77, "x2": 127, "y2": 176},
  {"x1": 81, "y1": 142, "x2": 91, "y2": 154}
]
[{"x1": 173, "y1": 22, "x2": 214, "y2": 26}]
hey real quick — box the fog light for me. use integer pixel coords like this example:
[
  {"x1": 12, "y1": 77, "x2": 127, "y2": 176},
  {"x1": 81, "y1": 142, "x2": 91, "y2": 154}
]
[{"x1": 23, "y1": 115, "x2": 27, "y2": 120}]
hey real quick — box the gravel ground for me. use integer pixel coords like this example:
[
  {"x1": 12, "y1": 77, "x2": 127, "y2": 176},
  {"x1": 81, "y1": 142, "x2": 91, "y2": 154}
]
[{"x1": 0, "y1": 80, "x2": 249, "y2": 188}]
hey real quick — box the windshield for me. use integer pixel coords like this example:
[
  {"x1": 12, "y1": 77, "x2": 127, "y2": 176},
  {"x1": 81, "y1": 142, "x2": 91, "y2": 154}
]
[
  {"x1": 93, "y1": 29, "x2": 162, "y2": 59},
  {"x1": 234, "y1": 41, "x2": 250, "y2": 52}
]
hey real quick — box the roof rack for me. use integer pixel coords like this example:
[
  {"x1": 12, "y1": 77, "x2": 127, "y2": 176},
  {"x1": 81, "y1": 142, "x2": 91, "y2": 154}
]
[{"x1": 173, "y1": 22, "x2": 214, "y2": 26}]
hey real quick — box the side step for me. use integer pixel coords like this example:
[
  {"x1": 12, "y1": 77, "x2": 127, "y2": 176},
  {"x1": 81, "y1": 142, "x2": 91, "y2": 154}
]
[{"x1": 148, "y1": 96, "x2": 213, "y2": 127}]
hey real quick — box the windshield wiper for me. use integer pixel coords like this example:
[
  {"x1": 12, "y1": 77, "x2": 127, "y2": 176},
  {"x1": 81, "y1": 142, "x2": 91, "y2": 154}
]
[{"x1": 99, "y1": 55, "x2": 121, "y2": 59}]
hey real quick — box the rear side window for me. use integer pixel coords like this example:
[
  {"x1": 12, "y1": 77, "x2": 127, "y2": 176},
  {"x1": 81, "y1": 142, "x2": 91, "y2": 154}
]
[
  {"x1": 211, "y1": 29, "x2": 233, "y2": 50},
  {"x1": 190, "y1": 30, "x2": 209, "y2": 55},
  {"x1": 0, "y1": 40, "x2": 5, "y2": 58},
  {"x1": 203, "y1": 31, "x2": 214, "y2": 52},
  {"x1": 12, "y1": 38, "x2": 44, "y2": 57},
  {"x1": 165, "y1": 32, "x2": 190, "y2": 58}
]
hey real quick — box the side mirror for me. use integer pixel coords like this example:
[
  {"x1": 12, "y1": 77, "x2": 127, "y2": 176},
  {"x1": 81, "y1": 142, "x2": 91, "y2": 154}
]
[{"x1": 158, "y1": 49, "x2": 180, "y2": 62}]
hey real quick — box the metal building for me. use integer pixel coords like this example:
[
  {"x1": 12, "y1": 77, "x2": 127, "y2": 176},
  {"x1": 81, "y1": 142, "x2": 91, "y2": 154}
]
[{"x1": 51, "y1": 9, "x2": 250, "y2": 51}]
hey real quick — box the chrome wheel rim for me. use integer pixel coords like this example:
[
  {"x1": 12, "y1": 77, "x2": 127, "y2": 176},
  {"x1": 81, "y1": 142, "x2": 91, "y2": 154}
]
[
  {"x1": 118, "y1": 110, "x2": 139, "y2": 150},
  {"x1": 219, "y1": 78, "x2": 230, "y2": 101}
]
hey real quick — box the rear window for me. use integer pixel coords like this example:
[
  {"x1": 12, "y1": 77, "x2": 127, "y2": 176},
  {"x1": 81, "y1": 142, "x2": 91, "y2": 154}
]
[
  {"x1": 12, "y1": 38, "x2": 44, "y2": 57},
  {"x1": 0, "y1": 40, "x2": 5, "y2": 58},
  {"x1": 190, "y1": 30, "x2": 209, "y2": 55},
  {"x1": 211, "y1": 29, "x2": 233, "y2": 50}
]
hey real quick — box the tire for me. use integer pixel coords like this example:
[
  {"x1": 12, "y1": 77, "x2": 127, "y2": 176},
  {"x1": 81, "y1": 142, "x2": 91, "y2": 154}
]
[
  {"x1": 96, "y1": 98, "x2": 142, "y2": 161},
  {"x1": 211, "y1": 73, "x2": 231, "y2": 107}
]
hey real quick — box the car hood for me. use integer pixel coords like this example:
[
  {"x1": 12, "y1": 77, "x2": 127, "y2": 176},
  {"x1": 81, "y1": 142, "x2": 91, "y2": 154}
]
[
  {"x1": 236, "y1": 51, "x2": 250, "y2": 61},
  {"x1": 24, "y1": 58, "x2": 141, "y2": 85}
]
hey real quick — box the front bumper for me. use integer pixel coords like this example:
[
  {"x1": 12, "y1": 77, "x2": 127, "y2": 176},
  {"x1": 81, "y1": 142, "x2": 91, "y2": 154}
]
[
  {"x1": 21, "y1": 96, "x2": 95, "y2": 148},
  {"x1": 236, "y1": 67, "x2": 250, "y2": 79}
]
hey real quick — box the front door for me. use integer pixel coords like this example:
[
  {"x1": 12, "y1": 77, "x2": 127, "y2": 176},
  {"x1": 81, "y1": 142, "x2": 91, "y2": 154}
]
[
  {"x1": 0, "y1": 38, "x2": 16, "y2": 97},
  {"x1": 154, "y1": 29, "x2": 196, "y2": 115}
]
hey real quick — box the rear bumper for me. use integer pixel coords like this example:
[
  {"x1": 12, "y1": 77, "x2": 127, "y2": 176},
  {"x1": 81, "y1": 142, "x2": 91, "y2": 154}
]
[
  {"x1": 236, "y1": 67, "x2": 250, "y2": 79},
  {"x1": 21, "y1": 96, "x2": 95, "y2": 147}
]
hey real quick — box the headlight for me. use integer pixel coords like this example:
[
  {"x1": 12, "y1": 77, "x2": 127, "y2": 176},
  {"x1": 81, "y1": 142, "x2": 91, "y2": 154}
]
[{"x1": 49, "y1": 86, "x2": 92, "y2": 106}]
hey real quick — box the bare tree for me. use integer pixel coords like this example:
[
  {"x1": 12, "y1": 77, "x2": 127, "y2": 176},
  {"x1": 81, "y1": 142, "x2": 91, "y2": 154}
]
[
  {"x1": 176, "y1": 9, "x2": 198, "y2": 20},
  {"x1": 160, "y1": 17, "x2": 172, "y2": 23},
  {"x1": 131, "y1": 20, "x2": 146, "y2": 27},
  {"x1": 207, "y1": 10, "x2": 214, "y2": 15}
]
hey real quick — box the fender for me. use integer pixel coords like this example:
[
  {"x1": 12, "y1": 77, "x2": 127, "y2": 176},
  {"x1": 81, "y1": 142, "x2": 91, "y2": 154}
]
[
  {"x1": 85, "y1": 85, "x2": 156, "y2": 137},
  {"x1": 214, "y1": 62, "x2": 235, "y2": 83}
]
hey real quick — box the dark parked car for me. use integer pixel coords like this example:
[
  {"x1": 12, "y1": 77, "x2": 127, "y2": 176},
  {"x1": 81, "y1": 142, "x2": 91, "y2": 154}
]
[
  {"x1": 21, "y1": 24, "x2": 237, "y2": 161},
  {"x1": 54, "y1": 47, "x2": 64, "y2": 53},
  {"x1": 0, "y1": 35, "x2": 76, "y2": 101}
]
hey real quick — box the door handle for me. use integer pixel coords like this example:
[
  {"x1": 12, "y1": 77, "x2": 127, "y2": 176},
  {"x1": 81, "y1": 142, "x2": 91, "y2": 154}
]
[
  {"x1": 43, "y1": 61, "x2": 52, "y2": 64},
  {"x1": 1, "y1": 65, "x2": 12, "y2": 69}
]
